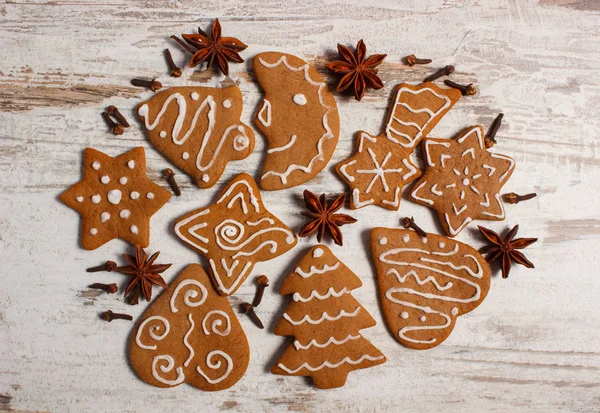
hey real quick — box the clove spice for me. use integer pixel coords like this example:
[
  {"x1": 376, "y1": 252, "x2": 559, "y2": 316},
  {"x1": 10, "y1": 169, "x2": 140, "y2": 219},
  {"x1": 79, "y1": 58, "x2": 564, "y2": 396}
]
[
  {"x1": 107, "y1": 105, "x2": 130, "y2": 128},
  {"x1": 485, "y1": 113, "x2": 504, "y2": 148},
  {"x1": 405, "y1": 54, "x2": 432, "y2": 66},
  {"x1": 164, "y1": 49, "x2": 182, "y2": 78},
  {"x1": 100, "y1": 310, "x2": 133, "y2": 322},
  {"x1": 240, "y1": 302, "x2": 264, "y2": 329},
  {"x1": 402, "y1": 217, "x2": 427, "y2": 238},
  {"x1": 503, "y1": 192, "x2": 537, "y2": 204},
  {"x1": 89, "y1": 283, "x2": 118, "y2": 294},
  {"x1": 131, "y1": 78, "x2": 162, "y2": 92},
  {"x1": 444, "y1": 80, "x2": 477, "y2": 96},
  {"x1": 86, "y1": 260, "x2": 118, "y2": 273},
  {"x1": 101, "y1": 112, "x2": 124, "y2": 135},
  {"x1": 423, "y1": 65, "x2": 454, "y2": 82},
  {"x1": 163, "y1": 168, "x2": 181, "y2": 196},
  {"x1": 252, "y1": 275, "x2": 269, "y2": 308}
]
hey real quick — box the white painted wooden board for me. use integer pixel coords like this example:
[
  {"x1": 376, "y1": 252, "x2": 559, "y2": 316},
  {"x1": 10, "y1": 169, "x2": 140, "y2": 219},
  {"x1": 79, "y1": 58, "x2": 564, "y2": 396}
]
[{"x1": 1, "y1": 0, "x2": 599, "y2": 412}]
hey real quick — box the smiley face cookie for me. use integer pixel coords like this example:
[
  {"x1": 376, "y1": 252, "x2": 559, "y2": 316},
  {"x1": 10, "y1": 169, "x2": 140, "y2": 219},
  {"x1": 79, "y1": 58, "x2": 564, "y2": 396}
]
[
  {"x1": 60, "y1": 147, "x2": 171, "y2": 250},
  {"x1": 253, "y1": 52, "x2": 340, "y2": 190},
  {"x1": 174, "y1": 173, "x2": 297, "y2": 296},
  {"x1": 371, "y1": 228, "x2": 491, "y2": 350},
  {"x1": 409, "y1": 125, "x2": 516, "y2": 237},
  {"x1": 129, "y1": 264, "x2": 250, "y2": 390},
  {"x1": 137, "y1": 86, "x2": 255, "y2": 189}
]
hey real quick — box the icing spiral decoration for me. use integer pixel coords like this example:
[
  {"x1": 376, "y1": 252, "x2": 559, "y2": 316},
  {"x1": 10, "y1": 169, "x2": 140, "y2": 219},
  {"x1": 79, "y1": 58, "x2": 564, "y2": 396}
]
[
  {"x1": 174, "y1": 173, "x2": 297, "y2": 296},
  {"x1": 370, "y1": 228, "x2": 491, "y2": 350},
  {"x1": 129, "y1": 264, "x2": 250, "y2": 390},
  {"x1": 136, "y1": 86, "x2": 255, "y2": 189}
]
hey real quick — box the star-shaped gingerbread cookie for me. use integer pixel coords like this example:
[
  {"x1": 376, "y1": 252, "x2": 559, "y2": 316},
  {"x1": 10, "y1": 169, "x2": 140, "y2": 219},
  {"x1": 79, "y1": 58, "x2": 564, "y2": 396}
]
[
  {"x1": 60, "y1": 147, "x2": 171, "y2": 250},
  {"x1": 409, "y1": 125, "x2": 515, "y2": 237},
  {"x1": 336, "y1": 83, "x2": 461, "y2": 210},
  {"x1": 174, "y1": 173, "x2": 297, "y2": 296}
]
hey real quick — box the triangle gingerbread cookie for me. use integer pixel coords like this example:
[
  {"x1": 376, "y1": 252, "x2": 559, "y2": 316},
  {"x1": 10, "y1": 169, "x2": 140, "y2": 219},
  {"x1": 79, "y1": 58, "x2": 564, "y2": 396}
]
[{"x1": 272, "y1": 245, "x2": 386, "y2": 389}]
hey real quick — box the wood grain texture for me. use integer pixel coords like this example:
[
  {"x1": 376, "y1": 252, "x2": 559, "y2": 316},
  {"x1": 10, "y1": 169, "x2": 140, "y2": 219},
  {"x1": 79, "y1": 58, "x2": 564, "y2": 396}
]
[{"x1": 1, "y1": 0, "x2": 599, "y2": 412}]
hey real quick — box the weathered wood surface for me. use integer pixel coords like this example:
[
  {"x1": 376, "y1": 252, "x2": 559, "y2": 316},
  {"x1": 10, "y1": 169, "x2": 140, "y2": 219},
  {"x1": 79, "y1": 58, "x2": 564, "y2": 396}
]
[{"x1": 1, "y1": 1, "x2": 599, "y2": 412}]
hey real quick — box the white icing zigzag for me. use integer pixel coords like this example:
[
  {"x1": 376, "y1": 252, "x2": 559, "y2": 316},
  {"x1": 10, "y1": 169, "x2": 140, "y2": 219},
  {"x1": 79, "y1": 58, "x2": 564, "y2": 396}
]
[{"x1": 277, "y1": 354, "x2": 384, "y2": 374}]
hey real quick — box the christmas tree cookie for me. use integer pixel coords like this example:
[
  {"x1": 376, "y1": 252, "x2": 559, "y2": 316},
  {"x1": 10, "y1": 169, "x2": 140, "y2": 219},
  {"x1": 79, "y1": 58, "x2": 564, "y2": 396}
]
[
  {"x1": 409, "y1": 125, "x2": 515, "y2": 237},
  {"x1": 272, "y1": 245, "x2": 386, "y2": 389},
  {"x1": 336, "y1": 83, "x2": 461, "y2": 210},
  {"x1": 371, "y1": 227, "x2": 491, "y2": 350}
]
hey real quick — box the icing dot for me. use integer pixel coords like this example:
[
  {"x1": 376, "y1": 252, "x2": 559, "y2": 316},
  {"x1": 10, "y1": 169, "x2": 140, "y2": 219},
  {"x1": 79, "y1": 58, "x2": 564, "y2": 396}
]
[
  {"x1": 127, "y1": 160, "x2": 135, "y2": 169},
  {"x1": 119, "y1": 177, "x2": 128, "y2": 185},
  {"x1": 130, "y1": 225, "x2": 138, "y2": 234},
  {"x1": 464, "y1": 167, "x2": 469, "y2": 175},
  {"x1": 182, "y1": 152, "x2": 190, "y2": 160},
  {"x1": 107, "y1": 189, "x2": 122, "y2": 205},
  {"x1": 313, "y1": 247, "x2": 324, "y2": 258},
  {"x1": 92, "y1": 161, "x2": 101, "y2": 170},
  {"x1": 402, "y1": 234, "x2": 410, "y2": 243},
  {"x1": 100, "y1": 175, "x2": 110, "y2": 184},
  {"x1": 286, "y1": 234, "x2": 295, "y2": 244},
  {"x1": 293, "y1": 93, "x2": 307, "y2": 105},
  {"x1": 420, "y1": 316, "x2": 427, "y2": 322},
  {"x1": 439, "y1": 241, "x2": 445, "y2": 248},
  {"x1": 90, "y1": 228, "x2": 98, "y2": 235},
  {"x1": 101, "y1": 212, "x2": 110, "y2": 223},
  {"x1": 159, "y1": 131, "x2": 167, "y2": 138},
  {"x1": 401, "y1": 312, "x2": 409, "y2": 319},
  {"x1": 130, "y1": 191, "x2": 140, "y2": 200},
  {"x1": 462, "y1": 178, "x2": 470, "y2": 186},
  {"x1": 422, "y1": 237, "x2": 428, "y2": 244},
  {"x1": 451, "y1": 307, "x2": 459, "y2": 316},
  {"x1": 222, "y1": 99, "x2": 232, "y2": 108},
  {"x1": 379, "y1": 237, "x2": 388, "y2": 245},
  {"x1": 91, "y1": 194, "x2": 101, "y2": 204},
  {"x1": 233, "y1": 135, "x2": 249, "y2": 151},
  {"x1": 76, "y1": 196, "x2": 84, "y2": 203},
  {"x1": 120, "y1": 209, "x2": 131, "y2": 219},
  {"x1": 191, "y1": 92, "x2": 199, "y2": 100},
  {"x1": 146, "y1": 192, "x2": 154, "y2": 199},
  {"x1": 202, "y1": 174, "x2": 209, "y2": 183}
]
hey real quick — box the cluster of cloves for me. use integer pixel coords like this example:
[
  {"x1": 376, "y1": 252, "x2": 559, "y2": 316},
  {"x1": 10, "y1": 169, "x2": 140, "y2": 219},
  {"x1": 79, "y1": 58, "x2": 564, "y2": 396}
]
[
  {"x1": 239, "y1": 275, "x2": 270, "y2": 329},
  {"x1": 405, "y1": 53, "x2": 477, "y2": 96},
  {"x1": 102, "y1": 105, "x2": 130, "y2": 135},
  {"x1": 86, "y1": 260, "x2": 132, "y2": 322}
]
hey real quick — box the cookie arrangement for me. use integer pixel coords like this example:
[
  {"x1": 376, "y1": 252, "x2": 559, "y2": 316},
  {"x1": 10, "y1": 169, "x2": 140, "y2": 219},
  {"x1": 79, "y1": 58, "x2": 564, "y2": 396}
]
[{"x1": 63, "y1": 19, "x2": 538, "y2": 390}]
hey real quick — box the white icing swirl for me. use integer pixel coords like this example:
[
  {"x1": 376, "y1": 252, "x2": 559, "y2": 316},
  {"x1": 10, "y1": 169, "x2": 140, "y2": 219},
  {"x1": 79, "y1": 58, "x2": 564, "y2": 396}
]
[
  {"x1": 202, "y1": 310, "x2": 231, "y2": 336},
  {"x1": 170, "y1": 279, "x2": 208, "y2": 313},
  {"x1": 135, "y1": 316, "x2": 170, "y2": 350}
]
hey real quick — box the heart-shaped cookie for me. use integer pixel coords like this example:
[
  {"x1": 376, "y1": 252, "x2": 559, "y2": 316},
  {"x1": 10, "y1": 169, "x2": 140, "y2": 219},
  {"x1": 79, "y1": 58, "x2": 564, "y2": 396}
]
[{"x1": 129, "y1": 264, "x2": 249, "y2": 390}]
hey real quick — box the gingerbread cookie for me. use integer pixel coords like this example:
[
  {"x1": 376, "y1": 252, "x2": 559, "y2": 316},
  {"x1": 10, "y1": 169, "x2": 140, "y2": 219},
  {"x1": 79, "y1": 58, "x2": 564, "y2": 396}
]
[
  {"x1": 336, "y1": 82, "x2": 461, "y2": 210},
  {"x1": 370, "y1": 227, "x2": 491, "y2": 350},
  {"x1": 174, "y1": 173, "x2": 297, "y2": 296},
  {"x1": 272, "y1": 245, "x2": 386, "y2": 389},
  {"x1": 253, "y1": 52, "x2": 340, "y2": 190},
  {"x1": 137, "y1": 86, "x2": 255, "y2": 188},
  {"x1": 60, "y1": 147, "x2": 171, "y2": 250},
  {"x1": 130, "y1": 264, "x2": 249, "y2": 390},
  {"x1": 409, "y1": 125, "x2": 515, "y2": 237}
]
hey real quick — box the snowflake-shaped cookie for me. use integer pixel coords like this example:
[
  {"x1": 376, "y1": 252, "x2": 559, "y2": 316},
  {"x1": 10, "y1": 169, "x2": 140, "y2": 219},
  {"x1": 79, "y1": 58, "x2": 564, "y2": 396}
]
[
  {"x1": 409, "y1": 125, "x2": 515, "y2": 237},
  {"x1": 60, "y1": 147, "x2": 171, "y2": 249},
  {"x1": 336, "y1": 132, "x2": 420, "y2": 210}
]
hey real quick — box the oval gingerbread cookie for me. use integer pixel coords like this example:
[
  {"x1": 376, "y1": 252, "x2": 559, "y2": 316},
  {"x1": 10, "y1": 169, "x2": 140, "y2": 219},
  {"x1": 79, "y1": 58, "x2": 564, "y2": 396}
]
[
  {"x1": 370, "y1": 227, "x2": 491, "y2": 350},
  {"x1": 129, "y1": 264, "x2": 250, "y2": 390},
  {"x1": 137, "y1": 86, "x2": 255, "y2": 189},
  {"x1": 253, "y1": 52, "x2": 340, "y2": 190}
]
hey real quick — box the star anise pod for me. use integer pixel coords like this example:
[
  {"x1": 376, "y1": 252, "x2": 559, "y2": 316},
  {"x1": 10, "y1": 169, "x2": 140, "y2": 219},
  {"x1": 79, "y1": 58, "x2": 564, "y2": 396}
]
[
  {"x1": 170, "y1": 19, "x2": 247, "y2": 76},
  {"x1": 326, "y1": 39, "x2": 387, "y2": 101},
  {"x1": 115, "y1": 245, "x2": 171, "y2": 304},
  {"x1": 478, "y1": 225, "x2": 537, "y2": 279},
  {"x1": 299, "y1": 190, "x2": 357, "y2": 246}
]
